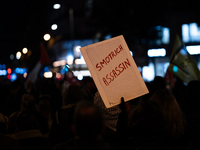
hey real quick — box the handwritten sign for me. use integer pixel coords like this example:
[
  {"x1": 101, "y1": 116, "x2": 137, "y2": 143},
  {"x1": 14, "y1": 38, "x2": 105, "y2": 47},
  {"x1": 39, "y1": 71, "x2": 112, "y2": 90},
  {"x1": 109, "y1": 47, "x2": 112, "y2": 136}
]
[{"x1": 80, "y1": 35, "x2": 149, "y2": 108}]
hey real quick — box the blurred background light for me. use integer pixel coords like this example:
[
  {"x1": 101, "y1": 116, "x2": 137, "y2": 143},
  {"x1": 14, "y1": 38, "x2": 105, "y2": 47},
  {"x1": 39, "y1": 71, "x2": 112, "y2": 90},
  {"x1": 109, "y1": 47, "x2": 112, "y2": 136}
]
[
  {"x1": 22, "y1": 47, "x2": 28, "y2": 54},
  {"x1": 173, "y1": 65, "x2": 178, "y2": 72},
  {"x1": 43, "y1": 34, "x2": 51, "y2": 41},
  {"x1": 16, "y1": 51, "x2": 21, "y2": 60},
  {"x1": 73, "y1": 70, "x2": 91, "y2": 77},
  {"x1": 182, "y1": 23, "x2": 200, "y2": 43},
  {"x1": 66, "y1": 55, "x2": 74, "y2": 65},
  {"x1": 142, "y1": 62, "x2": 155, "y2": 82},
  {"x1": 182, "y1": 24, "x2": 190, "y2": 43},
  {"x1": 53, "y1": 61, "x2": 60, "y2": 67},
  {"x1": 7, "y1": 68, "x2": 12, "y2": 74},
  {"x1": 75, "y1": 58, "x2": 86, "y2": 64},
  {"x1": 15, "y1": 68, "x2": 20, "y2": 73},
  {"x1": 162, "y1": 27, "x2": 170, "y2": 44},
  {"x1": 23, "y1": 72, "x2": 27, "y2": 78},
  {"x1": 7, "y1": 74, "x2": 11, "y2": 80},
  {"x1": 44, "y1": 71, "x2": 53, "y2": 78},
  {"x1": 60, "y1": 60, "x2": 67, "y2": 66},
  {"x1": 186, "y1": 45, "x2": 200, "y2": 55},
  {"x1": 77, "y1": 74, "x2": 83, "y2": 80},
  {"x1": 10, "y1": 73, "x2": 17, "y2": 82},
  {"x1": 44, "y1": 66, "x2": 49, "y2": 72},
  {"x1": 75, "y1": 46, "x2": 81, "y2": 52},
  {"x1": 53, "y1": 4, "x2": 61, "y2": 9},
  {"x1": 60, "y1": 68, "x2": 65, "y2": 74},
  {"x1": 0, "y1": 70, "x2": 7, "y2": 76},
  {"x1": 56, "y1": 72, "x2": 61, "y2": 80},
  {"x1": 2, "y1": 64, "x2": 6, "y2": 70},
  {"x1": 10, "y1": 54, "x2": 14, "y2": 60},
  {"x1": 73, "y1": 45, "x2": 81, "y2": 58},
  {"x1": 51, "y1": 24, "x2": 58, "y2": 30},
  {"x1": 147, "y1": 48, "x2": 166, "y2": 57}
]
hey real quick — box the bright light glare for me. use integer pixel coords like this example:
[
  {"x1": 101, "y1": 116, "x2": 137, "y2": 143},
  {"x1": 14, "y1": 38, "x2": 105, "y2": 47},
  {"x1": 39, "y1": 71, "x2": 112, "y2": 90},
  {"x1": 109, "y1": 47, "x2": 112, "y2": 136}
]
[
  {"x1": 53, "y1": 4, "x2": 61, "y2": 9},
  {"x1": 147, "y1": 48, "x2": 166, "y2": 57},
  {"x1": 16, "y1": 51, "x2": 22, "y2": 60},
  {"x1": 77, "y1": 74, "x2": 83, "y2": 80},
  {"x1": 53, "y1": 61, "x2": 60, "y2": 67},
  {"x1": 22, "y1": 47, "x2": 28, "y2": 54},
  {"x1": 190, "y1": 23, "x2": 198, "y2": 37},
  {"x1": 43, "y1": 34, "x2": 51, "y2": 41},
  {"x1": 75, "y1": 46, "x2": 81, "y2": 52},
  {"x1": 44, "y1": 71, "x2": 53, "y2": 78},
  {"x1": 182, "y1": 23, "x2": 200, "y2": 43},
  {"x1": 142, "y1": 62, "x2": 155, "y2": 82},
  {"x1": 0, "y1": 70, "x2": 7, "y2": 76},
  {"x1": 75, "y1": 58, "x2": 86, "y2": 64},
  {"x1": 186, "y1": 45, "x2": 200, "y2": 55},
  {"x1": 51, "y1": 24, "x2": 58, "y2": 30},
  {"x1": 162, "y1": 27, "x2": 170, "y2": 44},
  {"x1": 73, "y1": 70, "x2": 91, "y2": 77},
  {"x1": 67, "y1": 55, "x2": 74, "y2": 65},
  {"x1": 60, "y1": 60, "x2": 67, "y2": 66},
  {"x1": 53, "y1": 60, "x2": 68, "y2": 67},
  {"x1": 182, "y1": 24, "x2": 189, "y2": 43}
]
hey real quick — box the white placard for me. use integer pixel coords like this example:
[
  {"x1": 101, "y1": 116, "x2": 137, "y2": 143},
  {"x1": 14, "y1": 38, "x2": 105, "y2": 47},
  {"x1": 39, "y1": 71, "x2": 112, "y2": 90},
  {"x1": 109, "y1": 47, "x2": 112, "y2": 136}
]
[{"x1": 80, "y1": 35, "x2": 148, "y2": 108}]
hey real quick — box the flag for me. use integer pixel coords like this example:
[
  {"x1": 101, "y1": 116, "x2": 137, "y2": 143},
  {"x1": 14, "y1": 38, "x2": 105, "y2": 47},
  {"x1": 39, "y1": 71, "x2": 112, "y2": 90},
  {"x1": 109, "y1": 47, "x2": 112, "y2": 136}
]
[
  {"x1": 26, "y1": 42, "x2": 50, "y2": 83},
  {"x1": 167, "y1": 35, "x2": 200, "y2": 84},
  {"x1": 164, "y1": 67, "x2": 175, "y2": 89}
]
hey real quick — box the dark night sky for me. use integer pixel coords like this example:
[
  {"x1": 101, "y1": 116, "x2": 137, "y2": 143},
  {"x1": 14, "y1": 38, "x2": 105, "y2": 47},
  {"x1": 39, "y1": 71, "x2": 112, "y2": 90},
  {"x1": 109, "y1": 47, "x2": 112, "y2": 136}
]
[{"x1": 0, "y1": 0, "x2": 199, "y2": 68}]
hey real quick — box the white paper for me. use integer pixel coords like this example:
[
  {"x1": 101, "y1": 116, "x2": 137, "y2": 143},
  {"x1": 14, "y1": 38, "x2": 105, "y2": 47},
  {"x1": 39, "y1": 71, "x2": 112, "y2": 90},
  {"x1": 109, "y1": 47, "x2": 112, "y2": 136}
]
[{"x1": 80, "y1": 35, "x2": 149, "y2": 108}]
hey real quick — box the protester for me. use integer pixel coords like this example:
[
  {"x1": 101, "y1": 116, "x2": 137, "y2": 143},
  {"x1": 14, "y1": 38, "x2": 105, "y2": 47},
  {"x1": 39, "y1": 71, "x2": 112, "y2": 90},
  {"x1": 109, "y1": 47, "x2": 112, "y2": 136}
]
[
  {"x1": 171, "y1": 77, "x2": 187, "y2": 110},
  {"x1": 38, "y1": 96, "x2": 54, "y2": 131},
  {"x1": 149, "y1": 89, "x2": 186, "y2": 149},
  {"x1": 53, "y1": 100, "x2": 112, "y2": 150},
  {"x1": 128, "y1": 100, "x2": 170, "y2": 149},
  {"x1": 54, "y1": 85, "x2": 85, "y2": 146},
  {"x1": 183, "y1": 80, "x2": 200, "y2": 150},
  {"x1": 0, "y1": 113, "x2": 20, "y2": 150},
  {"x1": 14, "y1": 109, "x2": 50, "y2": 150},
  {"x1": 3, "y1": 79, "x2": 26, "y2": 117},
  {"x1": 6, "y1": 94, "x2": 49, "y2": 135},
  {"x1": 93, "y1": 91, "x2": 121, "y2": 150},
  {"x1": 1, "y1": 74, "x2": 199, "y2": 150},
  {"x1": 152, "y1": 76, "x2": 166, "y2": 91},
  {"x1": 80, "y1": 76, "x2": 98, "y2": 103}
]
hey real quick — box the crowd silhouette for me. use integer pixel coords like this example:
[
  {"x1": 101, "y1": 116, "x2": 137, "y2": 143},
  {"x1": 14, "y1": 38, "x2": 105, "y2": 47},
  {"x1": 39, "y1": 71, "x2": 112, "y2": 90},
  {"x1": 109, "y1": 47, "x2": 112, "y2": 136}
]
[{"x1": 0, "y1": 75, "x2": 200, "y2": 150}]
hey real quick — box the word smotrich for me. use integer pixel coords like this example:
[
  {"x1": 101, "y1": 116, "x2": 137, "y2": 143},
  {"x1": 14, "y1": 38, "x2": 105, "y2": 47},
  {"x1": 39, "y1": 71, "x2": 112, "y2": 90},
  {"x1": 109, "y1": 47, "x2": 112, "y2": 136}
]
[{"x1": 95, "y1": 44, "x2": 131, "y2": 86}]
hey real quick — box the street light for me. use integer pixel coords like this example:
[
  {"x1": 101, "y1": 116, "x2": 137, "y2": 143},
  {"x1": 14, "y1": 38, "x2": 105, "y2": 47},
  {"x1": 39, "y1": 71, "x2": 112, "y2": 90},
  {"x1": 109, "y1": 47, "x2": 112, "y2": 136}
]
[
  {"x1": 22, "y1": 47, "x2": 28, "y2": 54},
  {"x1": 43, "y1": 34, "x2": 51, "y2": 41},
  {"x1": 16, "y1": 51, "x2": 21, "y2": 60}
]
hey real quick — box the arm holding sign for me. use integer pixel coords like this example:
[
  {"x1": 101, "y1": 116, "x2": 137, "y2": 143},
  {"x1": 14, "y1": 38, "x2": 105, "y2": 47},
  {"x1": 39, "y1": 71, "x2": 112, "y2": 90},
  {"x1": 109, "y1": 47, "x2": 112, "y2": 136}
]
[{"x1": 116, "y1": 97, "x2": 130, "y2": 139}]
